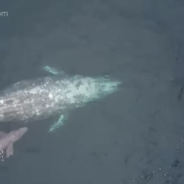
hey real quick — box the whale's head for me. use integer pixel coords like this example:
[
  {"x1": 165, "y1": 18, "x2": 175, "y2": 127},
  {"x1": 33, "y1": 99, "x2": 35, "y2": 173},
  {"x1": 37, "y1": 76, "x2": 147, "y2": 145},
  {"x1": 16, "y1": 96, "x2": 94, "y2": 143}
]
[{"x1": 62, "y1": 75, "x2": 122, "y2": 107}]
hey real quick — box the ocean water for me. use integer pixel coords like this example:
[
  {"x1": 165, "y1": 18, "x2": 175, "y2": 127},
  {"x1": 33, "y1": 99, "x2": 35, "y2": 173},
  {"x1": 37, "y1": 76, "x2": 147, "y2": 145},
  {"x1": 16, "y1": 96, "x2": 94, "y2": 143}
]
[{"x1": 0, "y1": 0, "x2": 184, "y2": 183}]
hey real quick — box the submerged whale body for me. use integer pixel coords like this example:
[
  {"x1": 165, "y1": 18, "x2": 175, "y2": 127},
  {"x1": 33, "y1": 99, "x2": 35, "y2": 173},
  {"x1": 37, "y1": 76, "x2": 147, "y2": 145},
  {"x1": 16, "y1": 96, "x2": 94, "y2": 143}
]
[{"x1": 0, "y1": 66, "x2": 121, "y2": 132}]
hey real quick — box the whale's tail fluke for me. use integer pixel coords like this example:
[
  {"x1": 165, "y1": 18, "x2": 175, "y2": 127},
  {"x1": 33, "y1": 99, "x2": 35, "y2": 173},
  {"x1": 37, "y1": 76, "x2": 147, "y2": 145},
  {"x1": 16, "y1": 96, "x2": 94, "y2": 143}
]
[{"x1": 0, "y1": 127, "x2": 28, "y2": 160}]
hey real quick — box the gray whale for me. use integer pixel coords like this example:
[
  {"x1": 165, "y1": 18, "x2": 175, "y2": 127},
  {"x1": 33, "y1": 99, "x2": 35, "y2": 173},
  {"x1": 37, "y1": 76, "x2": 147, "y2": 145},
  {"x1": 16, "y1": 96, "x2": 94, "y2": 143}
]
[{"x1": 0, "y1": 66, "x2": 121, "y2": 132}]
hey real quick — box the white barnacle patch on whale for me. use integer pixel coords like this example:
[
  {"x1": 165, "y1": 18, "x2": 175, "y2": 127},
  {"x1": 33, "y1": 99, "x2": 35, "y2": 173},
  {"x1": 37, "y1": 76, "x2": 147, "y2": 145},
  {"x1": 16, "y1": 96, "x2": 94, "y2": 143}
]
[
  {"x1": 49, "y1": 93, "x2": 53, "y2": 99},
  {"x1": 29, "y1": 87, "x2": 41, "y2": 94}
]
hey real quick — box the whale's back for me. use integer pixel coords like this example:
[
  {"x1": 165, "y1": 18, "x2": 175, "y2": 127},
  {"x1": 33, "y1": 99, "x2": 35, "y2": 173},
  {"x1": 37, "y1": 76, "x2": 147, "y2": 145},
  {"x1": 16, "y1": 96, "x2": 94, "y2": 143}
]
[
  {"x1": 0, "y1": 77, "x2": 67, "y2": 123},
  {"x1": 0, "y1": 75, "x2": 121, "y2": 124}
]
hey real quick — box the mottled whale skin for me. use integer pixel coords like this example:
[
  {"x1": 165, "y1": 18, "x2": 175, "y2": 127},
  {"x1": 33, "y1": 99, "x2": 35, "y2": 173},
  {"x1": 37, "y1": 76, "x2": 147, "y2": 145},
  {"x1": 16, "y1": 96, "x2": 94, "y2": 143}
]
[
  {"x1": 0, "y1": 127, "x2": 28, "y2": 159},
  {"x1": 0, "y1": 66, "x2": 121, "y2": 132}
]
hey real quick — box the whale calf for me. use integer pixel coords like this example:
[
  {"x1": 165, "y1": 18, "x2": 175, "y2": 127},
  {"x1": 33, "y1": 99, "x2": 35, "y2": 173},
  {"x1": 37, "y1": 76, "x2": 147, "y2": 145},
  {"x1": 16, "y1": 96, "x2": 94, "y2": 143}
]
[
  {"x1": 0, "y1": 66, "x2": 121, "y2": 132},
  {"x1": 0, "y1": 127, "x2": 28, "y2": 160}
]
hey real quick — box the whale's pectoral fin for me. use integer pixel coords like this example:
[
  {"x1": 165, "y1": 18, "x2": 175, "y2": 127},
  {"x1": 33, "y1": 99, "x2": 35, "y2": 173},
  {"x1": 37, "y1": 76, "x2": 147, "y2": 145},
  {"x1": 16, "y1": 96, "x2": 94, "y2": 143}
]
[
  {"x1": 42, "y1": 66, "x2": 66, "y2": 76},
  {"x1": 6, "y1": 143, "x2": 13, "y2": 158},
  {"x1": 49, "y1": 114, "x2": 68, "y2": 133}
]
